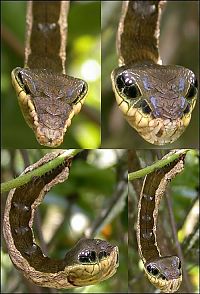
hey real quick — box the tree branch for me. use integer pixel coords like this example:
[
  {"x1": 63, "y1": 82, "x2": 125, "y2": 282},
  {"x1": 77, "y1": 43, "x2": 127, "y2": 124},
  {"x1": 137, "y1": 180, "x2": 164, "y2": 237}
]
[
  {"x1": 128, "y1": 149, "x2": 189, "y2": 181},
  {"x1": 1, "y1": 149, "x2": 82, "y2": 193}
]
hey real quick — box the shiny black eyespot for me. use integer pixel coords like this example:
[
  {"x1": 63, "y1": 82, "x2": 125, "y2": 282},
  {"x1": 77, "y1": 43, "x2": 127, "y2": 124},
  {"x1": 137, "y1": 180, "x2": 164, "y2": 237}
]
[
  {"x1": 160, "y1": 274, "x2": 167, "y2": 280},
  {"x1": 79, "y1": 83, "x2": 87, "y2": 97},
  {"x1": 146, "y1": 265, "x2": 159, "y2": 276},
  {"x1": 140, "y1": 100, "x2": 152, "y2": 114},
  {"x1": 90, "y1": 251, "x2": 96, "y2": 262},
  {"x1": 183, "y1": 103, "x2": 190, "y2": 114},
  {"x1": 194, "y1": 77, "x2": 198, "y2": 88},
  {"x1": 116, "y1": 73, "x2": 141, "y2": 99},
  {"x1": 116, "y1": 253, "x2": 119, "y2": 265},
  {"x1": 17, "y1": 72, "x2": 30, "y2": 94},
  {"x1": 124, "y1": 84, "x2": 139, "y2": 98},
  {"x1": 78, "y1": 250, "x2": 97, "y2": 263},
  {"x1": 116, "y1": 73, "x2": 135, "y2": 87},
  {"x1": 23, "y1": 81, "x2": 31, "y2": 94},
  {"x1": 178, "y1": 260, "x2": 181, "y2": 270},
  {"x1": 17, "y1": 71, "x2": 24, "y2": 84},
  {"x1": 73, "y1": 83, "x2": 87, "y2": 104},
  {"x1": 116, "y1": 75, "x2": 125, "y2": 89},
  {"x1": 186, "y1": 84, "x2": 197, "y2": 99},
  {"x1": 79, "y1": 256, "x2": 90, "y2": 263},
  {"x1": 98, "y1": 250, "x2": 107, "y2": 260}
]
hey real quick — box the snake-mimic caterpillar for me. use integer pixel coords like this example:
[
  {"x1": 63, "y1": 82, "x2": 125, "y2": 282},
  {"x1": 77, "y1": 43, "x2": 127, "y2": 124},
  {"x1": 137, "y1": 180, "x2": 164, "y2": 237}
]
[
  {"x1": 3, "y1": 151, "x2": 119, "y2": 289},
  {"x1": 111, "y1": 1, "x2": 197, "y2": 145},
  {"x1": 136, "y1": 151, "x2": 186, "y2": 293},
  {"x1": 11, "y1": 2, "x2": 88, "y2": 147}
]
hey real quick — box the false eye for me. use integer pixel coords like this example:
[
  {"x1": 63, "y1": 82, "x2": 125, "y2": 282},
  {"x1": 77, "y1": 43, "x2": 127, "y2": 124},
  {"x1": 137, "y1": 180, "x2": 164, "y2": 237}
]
[
  {"x1": 78, "y1": 250, "x2": 96, "y2": 263},
  {"x1": 140, "y1": 100, "x2": 152, "y2": 114},
  {"x1": 146, "y1": 265, "x2": 159, "y2": 276},
  {"x1": 17, "y1": 72, "x2": 31, "y2": 94},
  {"x1": 79, "y1": 256, "x2": 90, "y2": 263},
  {"x1": 79, "y1": 83, "x2": 87, "y2": 97},
  {"x1": 116, "y1": 74, "x2": 125, "y2": 89},
  {"x1": 98, "y1": 250, "x2": 107, "y2": 260},
  {"x1": 178, "y1": 260, "x2": 181, "y2": 270},
  {"x1": 194, "y1": 77, "x2": 198, "y2": 88},
  {"x1": 124, "y1": 84, "x2": 140, "y2": 98},
  {"x1": 160, "y1": 274, "x2": 167, "y2": 280},
  {"x1": 89, "y1": 251, "x2": 96, "y2": 262},
  {"x1": 73, "y1": 84, "x2": 87, "y2": 104},
  {"x1": 183, "y1": 103, "x2": 190, "y2": 114},
  {"x1": 186, "y1": 83, "x2": 197, "y2": 99},
  {"x1": 116, "y1": 73, "x2": 141, "y2": 99},
  {"x1": 17, "y1": 71, "x2": 24, "y2": 84},
  {"x1": 116, "y1": 73, "x2": 135, "y2": 87},
  {"x1": 116, "y1": 253, "x2": 119, "y2": 265}
]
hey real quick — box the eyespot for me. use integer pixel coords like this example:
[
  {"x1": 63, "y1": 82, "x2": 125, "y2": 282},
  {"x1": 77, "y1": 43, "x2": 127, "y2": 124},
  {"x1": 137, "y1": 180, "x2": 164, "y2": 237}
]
[
  {"x1": 79, "y1": 256, "x2": 90, "y2": 263},
  {"x1": 124, "y1": 84, "x2": 140, "y2": 98},
  {"x1": 73, "y1": 82, "x2": 87, "y2": 104},
  {"x1": 183, "y1": 103, "x2": 190, "y2": 114},
  {"x1": 116, "y1": 73, "x2": 141, "y2": 99},
  {"x1": 98, "y1": 250, "x2": 107, "y2": 260},
  {"x1": 140, "y1": 100, "x2": 152, "y2": 114},
  {"x1": 79, "y1": 83, "x2": 87, "y2": 97},
  {"x1": 146, "y1": 265, "x2": 159, "y2": 276},
  {"x1": 89, "y1": 251, "x2": 96, "y2": 262},
  {"x1": 116, "y1": 253, "x2": 119, "y2": 265},
  {"x1": 160, "y1": 274, "x2": 167, "y2": 280},
  {"x1": 116, "y1": 74, "x2": 125, "y2": 89},
  {"x1": 194, "y1": 77, "x2": 198, "y2": 88},
  {"x1": 178, "y1": 260, "x2": 181, "y2": 270},
  {"x1": 78, "y1": 250, "x2": 97, "y2": 263},
  {"x1": 186, "y1": 83, "x2": 197, "y2": 99},
  {"x1": 17, "y1": 71, "x2": 24, "y2": 84},
  {"x1": 116, "y1": 72, "x2": 135, "y2": 87},
  {"x1": 17, "y1": 72, "x2": 31, "y2": 94}
]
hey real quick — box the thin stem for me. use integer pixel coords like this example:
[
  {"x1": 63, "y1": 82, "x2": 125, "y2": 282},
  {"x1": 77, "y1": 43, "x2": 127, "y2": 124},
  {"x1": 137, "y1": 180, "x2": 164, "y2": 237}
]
[
  {"x1": 128, "y1": 149, "x2": 189, "y2": 181},
  {"x1": 1, "y1": 149, "x2": 82, "y2": 193},
  {"x1": 87, "y1": 173, "x2": 128, "y2": 238}
]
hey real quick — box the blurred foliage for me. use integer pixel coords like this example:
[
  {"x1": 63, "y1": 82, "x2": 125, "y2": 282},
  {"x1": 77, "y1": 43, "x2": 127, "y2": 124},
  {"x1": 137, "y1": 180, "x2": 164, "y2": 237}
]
[
  {"x1": 128, "y1": 149, "x2": 199, "y2": 293},
  {"x1": 1, "y1": 1, "x2": 100, "y2": 148},
  {"x1": 101, "y1": 1, "x2": 199, "y2": 148},
  {"x1": 1, "y1": 149, "x2": 128, "y2": 293}
]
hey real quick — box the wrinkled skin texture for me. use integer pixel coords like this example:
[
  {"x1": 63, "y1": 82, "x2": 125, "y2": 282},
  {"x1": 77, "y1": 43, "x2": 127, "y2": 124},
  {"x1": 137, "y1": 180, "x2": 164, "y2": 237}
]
[
  {"x1": 113, "y1": 64, "x2": 196, "y2": 120},
  {"x1": 3, "y1": 152, "x2": 119, "y2": 288},
  {"x1": 112, "y1": 1, "x2": 198, "y2": 145},
  {"x1": 144, "y1": 256, "x2": 182, "y2": 293},
  {"x1": 112, "y1": 63, "x2": 197, "y2": 145},
  {"x1": 12, "y1": 68, "x2": 87, "y2": 147}
]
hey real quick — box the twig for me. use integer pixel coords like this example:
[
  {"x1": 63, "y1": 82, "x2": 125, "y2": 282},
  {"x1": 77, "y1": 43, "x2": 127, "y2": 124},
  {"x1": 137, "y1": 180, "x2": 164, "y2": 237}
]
[
  {"x1": 128, "y1": 150, "x2": 142, "y2": 196},
  {"x1": 19, "y1": 149, "x2": 31, "y2": 168},
  {"x1": 1, "y1": 149, "x2": 82, "y2": 193},
  {"x1": 82, "y1": 105, "x2": 100, "y2": 126},
  {"x1": 1, "y1": 24, "x2": 24, "y2": 58},
  {"x1": 87, "y1": 172, "x2": 127, "y2": 238},
  {"x1": 128, "y1": 149, "x2": 189, "y2": 181}
]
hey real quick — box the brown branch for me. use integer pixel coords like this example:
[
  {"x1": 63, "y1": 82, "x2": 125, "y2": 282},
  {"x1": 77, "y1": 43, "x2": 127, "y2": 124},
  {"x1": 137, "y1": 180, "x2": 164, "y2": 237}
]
[
  {"x1": 82, "y1": 104, "x2": 100, "y2": 126},
  {"x1": 1, "y1": 24, "x2": 24, "y2": 58}
]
